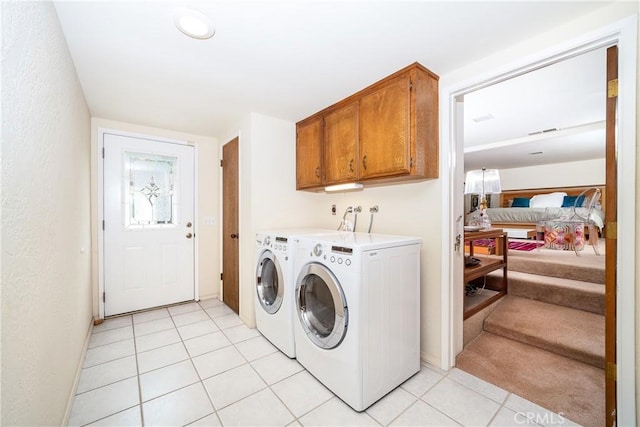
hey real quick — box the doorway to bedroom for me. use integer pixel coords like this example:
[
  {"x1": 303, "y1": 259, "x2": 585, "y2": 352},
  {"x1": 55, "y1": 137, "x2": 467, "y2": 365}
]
[{"x1": 455, "y1": 44, "x2": 616, "y2": 427}]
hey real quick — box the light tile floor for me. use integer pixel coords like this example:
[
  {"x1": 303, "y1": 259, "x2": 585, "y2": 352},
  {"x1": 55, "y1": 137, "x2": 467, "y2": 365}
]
[{"x1": 69, "y1": 298, "x2": 574, "y2": 426}]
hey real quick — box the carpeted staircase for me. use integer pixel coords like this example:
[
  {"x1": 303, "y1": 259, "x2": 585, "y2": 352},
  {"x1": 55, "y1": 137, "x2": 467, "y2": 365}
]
[{"x1": 457, "y1": 248, "x2": 605, "y2": 427}]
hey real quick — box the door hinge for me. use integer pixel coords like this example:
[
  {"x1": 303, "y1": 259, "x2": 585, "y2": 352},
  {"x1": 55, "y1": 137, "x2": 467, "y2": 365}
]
[
  {"x1": 410, "y1": 157, "x2": 413, "y2": 168},
  {"x1": 220, "y1": 273, "x2": 223, "y2": 281},
  {"x1": 606, "y1": 362, "x2": 617, "y2": 381},
  {"x1": 102, "y1": 292, "x2": 105, "y2": 303},
  {"x1": 608, "y1": 79, "x2": 618, "y2": 98},
  {"x1": 220, "y1": 159, "x2": 224, "y2": 167},
  {"x1": 102, "y1": 220, "x2": 105, "y2": 230},
  {"x1": 409, "y1": 79, "x2": 413, "y2": 91},
  {"x1": 606, "y1": 222, "x2": 617, "y2": 239}
]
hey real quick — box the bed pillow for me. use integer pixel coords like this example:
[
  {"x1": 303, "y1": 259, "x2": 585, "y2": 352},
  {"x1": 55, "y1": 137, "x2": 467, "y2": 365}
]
[
  {"x1": 511, "y1": 197, "x2": 530, "y2": 208},
  {"x1": 561, "y1": 195, "x2": 586, "y2": 208},
  {"x1": 529, "y1": 192, "x2": 567, "y2": 208}
]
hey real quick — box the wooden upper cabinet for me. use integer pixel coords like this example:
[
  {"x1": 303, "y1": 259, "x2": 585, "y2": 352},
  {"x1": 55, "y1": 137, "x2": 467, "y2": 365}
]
[
  {"x1": 323, "y1": 102, "x2": 359, "y2": 185},
  {"x1": 295, "y1": 62, "x2": 439, "y2": 191},
  {"x1": 359, "y1": 75, "x2": 410, "y2": 179},
  {"x1": 296, "y1": 117, "x2": 323, "y2": 190}
]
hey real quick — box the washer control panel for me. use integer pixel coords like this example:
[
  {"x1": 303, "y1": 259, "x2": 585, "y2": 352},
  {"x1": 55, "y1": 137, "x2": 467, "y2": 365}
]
[{"x1": 308, "y1": 243, "x2": 355, "y2": 268}]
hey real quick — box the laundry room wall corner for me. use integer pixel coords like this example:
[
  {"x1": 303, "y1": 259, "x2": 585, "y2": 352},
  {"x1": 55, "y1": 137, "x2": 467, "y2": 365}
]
[{"x1": 232, "y1": 112, "x2": 333, "y2": 327}]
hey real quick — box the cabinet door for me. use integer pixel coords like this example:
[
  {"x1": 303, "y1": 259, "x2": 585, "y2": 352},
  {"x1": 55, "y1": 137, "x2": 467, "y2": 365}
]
[
  {"x1": 324, "y1": 103, "x2": 358, "y2": 184},
  {"x1": 359, "y1": 75, "x2": 411, "y2": 179},
  {"x1": 296, "y1": 118, "x2": 323, "y2": 190}
]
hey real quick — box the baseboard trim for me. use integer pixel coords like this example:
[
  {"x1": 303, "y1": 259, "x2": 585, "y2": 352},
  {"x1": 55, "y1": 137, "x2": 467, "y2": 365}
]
[
  {"x1": 62, "y1": 317, "x2": 94, "y2": 425},
  {"x1": 198, "y1": 292, "x2": 219, "y2": 301},
  {"x1": 421, "y1": 351, "x2": 444, "y2": 370}
]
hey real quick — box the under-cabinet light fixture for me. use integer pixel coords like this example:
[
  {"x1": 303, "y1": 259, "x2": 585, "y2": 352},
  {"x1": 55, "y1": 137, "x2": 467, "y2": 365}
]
[
  {"x1": 324, "y1": 183, "x2": 364, "y2": 193},
  {"x1": 174, "y1": 8, "x2": 215, "y2": 40}
]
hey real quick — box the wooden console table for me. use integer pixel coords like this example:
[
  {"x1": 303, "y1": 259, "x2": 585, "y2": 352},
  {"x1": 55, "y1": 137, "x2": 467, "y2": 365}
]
[{"x1": 464, "y1": 228, "x2": 508, "y2": 319}]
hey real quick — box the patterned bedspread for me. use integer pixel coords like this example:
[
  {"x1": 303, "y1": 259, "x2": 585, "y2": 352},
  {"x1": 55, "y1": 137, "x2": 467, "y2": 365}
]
[{"x1": 467, "y1": 207, "x2": 605, "y2": 230}]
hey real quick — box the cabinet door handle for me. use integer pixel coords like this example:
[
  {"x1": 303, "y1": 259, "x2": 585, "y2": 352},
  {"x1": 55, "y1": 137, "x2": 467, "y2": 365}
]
[
  {"x1": 362, "y1": 155, "x2": 367, "y2": 170},
  {"x1": 349, "y1": 159, "x2": 354, "y2": 173},
  {"x1": 314, "y1": 167, "x2": 320, "y2": 178}
]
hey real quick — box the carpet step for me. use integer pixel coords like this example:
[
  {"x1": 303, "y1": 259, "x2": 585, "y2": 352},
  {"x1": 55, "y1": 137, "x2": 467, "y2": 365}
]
[
  {"x1": 484, "y1": 296, "x2": 604, "y2": 368},
  {"x1": 456, "y1": 332, "x2": 604, "y2": 427},
  {"x1": 487, "y1": 270, "x2": 604, "y2": 314},
  {"x1": 507, "y1": 252, "x2": 604, "y2": 284}
]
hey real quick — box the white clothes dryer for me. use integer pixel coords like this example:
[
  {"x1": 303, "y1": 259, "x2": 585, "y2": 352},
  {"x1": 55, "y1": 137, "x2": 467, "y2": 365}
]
[
  {"x1": 254, "y1": 228, "x2": 338, "y2": 358},
  {"x1": 293, "y1": 232, "x2": 421, "y2": 411}
]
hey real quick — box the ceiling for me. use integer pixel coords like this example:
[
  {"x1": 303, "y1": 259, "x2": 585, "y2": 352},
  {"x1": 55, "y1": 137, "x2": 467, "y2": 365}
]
[
  {"x1": 53, "y1": 1, "x2": 613, "y2": 169},
  {"x1": 463, "y1": 46, "x2": 607, "y2": 171}
]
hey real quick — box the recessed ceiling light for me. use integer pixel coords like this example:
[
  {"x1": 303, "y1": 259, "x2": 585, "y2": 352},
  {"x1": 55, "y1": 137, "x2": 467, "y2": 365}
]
[{"x1": 174, "y1": 8, "x2": 215, "y2": 40}]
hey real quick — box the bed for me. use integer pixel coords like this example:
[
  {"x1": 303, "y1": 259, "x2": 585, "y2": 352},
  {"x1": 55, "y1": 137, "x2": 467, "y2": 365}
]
[{"x1": 466, "y1": 185, "x2": 606, "y2": 232}]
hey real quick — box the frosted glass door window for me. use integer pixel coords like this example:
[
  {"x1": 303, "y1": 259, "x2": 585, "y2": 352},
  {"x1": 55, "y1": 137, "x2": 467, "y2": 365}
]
[{"x1": 125, "y1": 152, "x2": 177, "y2": 227}]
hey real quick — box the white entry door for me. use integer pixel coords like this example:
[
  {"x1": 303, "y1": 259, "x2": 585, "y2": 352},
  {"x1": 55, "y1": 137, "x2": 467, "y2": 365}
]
[{"x1": 103, "y1": 132, "x2": 195, "y2": 316}]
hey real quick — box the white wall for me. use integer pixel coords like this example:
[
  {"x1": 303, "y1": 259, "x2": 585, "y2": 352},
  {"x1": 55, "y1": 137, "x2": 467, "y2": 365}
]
[
  {"x1": 499, "y1": 158, "x2": 605, "y2": 190},
  {"x1": 90, "y1": 118, "x2": 220, "y2": 307},
  {"x1": 1, "y1": 2, "x2": 92, "y2": 424},
  {"x1": 321, "y1": 183, "x2": 444, "y2": 364}
]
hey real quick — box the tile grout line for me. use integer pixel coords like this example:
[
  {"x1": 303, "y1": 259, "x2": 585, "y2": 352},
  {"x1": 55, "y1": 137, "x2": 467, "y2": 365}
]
[
  {"x1": 78, "y1": 315, "x2": 140, "y2": 427},
  {"x1": 205, "y1": 314, "x2": 280, "y2": 419},
  {"x1": 241, "y1": 348, "x2": 298, "y2": 424},
  {"x1": 178, "y1": 301, "x2": 223, "y2": 425},
  {"x1": 399, "y1": 372, "x2": 464, "y2": 426},
  {"x1": 131, "y1": 314, "x2": 146, "y2": 427}
]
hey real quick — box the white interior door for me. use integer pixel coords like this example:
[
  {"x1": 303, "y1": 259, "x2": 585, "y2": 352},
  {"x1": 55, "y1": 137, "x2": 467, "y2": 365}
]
[{"x1": 104, "y1": 133, "x2": 195, "y2": 316}]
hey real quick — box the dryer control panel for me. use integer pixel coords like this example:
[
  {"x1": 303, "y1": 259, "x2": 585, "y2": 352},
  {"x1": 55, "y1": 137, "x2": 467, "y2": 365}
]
[
  {"x1": 257, "y1": 234, "x2": 288, "y2": 254},
  {"x1": 273, "y1": 236, "x2": 288, "y2": 253}
]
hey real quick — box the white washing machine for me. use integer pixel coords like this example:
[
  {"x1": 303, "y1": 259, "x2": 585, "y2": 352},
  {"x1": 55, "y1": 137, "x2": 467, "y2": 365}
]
[
  {"x1": 254, "y1": 228, "x2": 339, "y2": 358},
  {"x1": 293, "y1": 232, "x2": 422, "y2": 411}
]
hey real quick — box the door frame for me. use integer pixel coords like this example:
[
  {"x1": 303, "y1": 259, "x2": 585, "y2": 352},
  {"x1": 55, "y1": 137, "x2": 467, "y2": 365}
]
[
  {"x1": 96, "y1": 127, "x2": 200, "y2": 319},
  {"x1": 441, "y1": 15, "x2": 637, "y2": 424}
]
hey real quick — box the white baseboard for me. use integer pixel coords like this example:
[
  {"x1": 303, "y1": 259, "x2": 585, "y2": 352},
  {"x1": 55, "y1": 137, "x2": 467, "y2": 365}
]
[
  {"x1": 421, "y1": 350, "x2": 448, "y2": 371},
  {"x1": 198, "y1": 292, "x2": 220, "y2": 302},
  {"x1": 62, "y1": 317, "x2": 94, "y2": 425}
]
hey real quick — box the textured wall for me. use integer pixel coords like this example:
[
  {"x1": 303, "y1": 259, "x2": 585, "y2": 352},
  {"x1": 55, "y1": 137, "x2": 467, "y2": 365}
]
[{"x1": 1, "y1": 1, "x2": 92, "y2": 425}]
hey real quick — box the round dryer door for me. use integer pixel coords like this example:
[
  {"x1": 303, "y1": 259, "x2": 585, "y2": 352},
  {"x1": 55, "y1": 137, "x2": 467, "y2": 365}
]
[
  {"x1": 296, "y1": 262, "x2": 348, "y2": 349},
  {"x1": 256, "y1": 250, "x2": 284, "y2": 314}
]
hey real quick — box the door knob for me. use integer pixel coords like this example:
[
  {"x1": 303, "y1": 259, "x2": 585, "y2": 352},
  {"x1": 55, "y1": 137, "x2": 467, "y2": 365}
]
[
  {"x1": 186, "y1": 232, "x2": 193, "y2": 239},
  {"x1": 231, "y1": 233, "x2": 239, "y2": 239}
]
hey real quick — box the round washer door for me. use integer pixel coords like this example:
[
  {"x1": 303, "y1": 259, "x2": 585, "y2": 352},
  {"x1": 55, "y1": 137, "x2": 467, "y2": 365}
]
[
  {"x1": 296, "y1": 262, "x2": 348, "y2": 349},
  {"x1": 256, "y1": 250, "x2": 284, "y2": 314}
]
